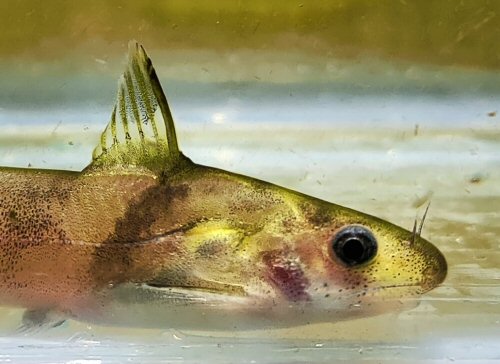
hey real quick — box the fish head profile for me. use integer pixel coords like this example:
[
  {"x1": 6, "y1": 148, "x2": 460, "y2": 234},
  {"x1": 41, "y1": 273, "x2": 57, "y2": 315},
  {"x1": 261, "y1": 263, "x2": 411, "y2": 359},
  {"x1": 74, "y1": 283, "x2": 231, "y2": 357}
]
[
  {"x1": 2, "y1": 41, "x2": 446, "y2": 330},
  {"x1": 244, "y1": 194, "x2": 447, "y2": 317}
]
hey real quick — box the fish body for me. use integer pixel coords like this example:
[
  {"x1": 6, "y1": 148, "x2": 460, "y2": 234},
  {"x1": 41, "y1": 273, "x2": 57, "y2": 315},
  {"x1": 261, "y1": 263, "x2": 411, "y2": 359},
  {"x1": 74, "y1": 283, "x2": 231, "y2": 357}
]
[{"x1": 0, "y1": 43, "x2": 446, "y2": 330}]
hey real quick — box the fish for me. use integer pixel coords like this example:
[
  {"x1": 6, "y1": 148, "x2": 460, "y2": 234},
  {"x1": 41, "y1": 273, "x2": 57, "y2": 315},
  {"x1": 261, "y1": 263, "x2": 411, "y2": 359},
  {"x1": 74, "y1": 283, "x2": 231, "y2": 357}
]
[{"x1": 0, "y1": 42, "x2": 446, "y2": 331}]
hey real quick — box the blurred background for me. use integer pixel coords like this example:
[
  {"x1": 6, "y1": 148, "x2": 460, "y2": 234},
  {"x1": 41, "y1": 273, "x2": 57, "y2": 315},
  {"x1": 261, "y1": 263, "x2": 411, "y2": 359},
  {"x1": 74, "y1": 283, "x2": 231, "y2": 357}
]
[{"x1": 0, "y1": 1, "x2": 499, "y2": 362}]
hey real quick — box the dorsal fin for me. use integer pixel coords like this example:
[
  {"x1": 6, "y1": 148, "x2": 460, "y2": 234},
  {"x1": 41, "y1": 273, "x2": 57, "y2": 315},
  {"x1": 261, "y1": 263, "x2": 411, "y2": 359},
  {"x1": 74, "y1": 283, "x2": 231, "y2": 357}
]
[{"x1": 85, "y1": 41, "x2": 187, "y2": 175}]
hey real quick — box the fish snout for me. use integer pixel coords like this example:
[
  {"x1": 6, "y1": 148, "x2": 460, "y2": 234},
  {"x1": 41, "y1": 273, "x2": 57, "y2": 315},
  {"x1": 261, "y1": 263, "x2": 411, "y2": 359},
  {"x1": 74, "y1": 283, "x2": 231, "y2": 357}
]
[{"x1": 419, "y1": 241, "x2": 447, "y2": 292}]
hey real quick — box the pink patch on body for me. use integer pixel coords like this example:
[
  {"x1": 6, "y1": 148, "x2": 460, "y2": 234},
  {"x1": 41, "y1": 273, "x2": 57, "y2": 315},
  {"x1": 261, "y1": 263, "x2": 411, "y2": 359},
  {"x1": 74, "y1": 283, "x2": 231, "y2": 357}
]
[{"x1": 262, "y1": 250, "x2": 311, "y2": 302}]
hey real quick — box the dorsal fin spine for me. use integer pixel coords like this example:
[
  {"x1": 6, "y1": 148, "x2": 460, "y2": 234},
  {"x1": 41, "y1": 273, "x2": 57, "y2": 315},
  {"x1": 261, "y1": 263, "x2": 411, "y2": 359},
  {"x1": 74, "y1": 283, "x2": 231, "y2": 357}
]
[
  {"x1": 100, "y1": 110, "x2": 110, "y2": 153},
  {"x1": 110, "y1": 104, "x2": 118, "y2": 146},
  {"x1": 147, "y1": 61, "x2": 180, "y2": 160},
  {"x1": 132, "y1": 59, "x2": 160, "y2": 141},
  {"x1": 117, "y1": 87, "x2": 131, "y2": 144},
  {"x1": 87, "y1": 41, "x2": 186, "y2": 175},
  {"x1": 123, "y1": 72, "x2": 145, "y2": 141},
  {"x1": 131, "y1": 59, "x2": 158, "y2": 135}
]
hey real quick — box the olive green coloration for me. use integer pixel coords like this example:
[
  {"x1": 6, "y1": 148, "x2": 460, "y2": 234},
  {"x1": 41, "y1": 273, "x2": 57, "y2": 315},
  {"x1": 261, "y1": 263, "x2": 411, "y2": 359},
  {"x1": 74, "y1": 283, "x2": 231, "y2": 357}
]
[{"x1": 0, "y1": 42, "x2": 446, "y2": 331}]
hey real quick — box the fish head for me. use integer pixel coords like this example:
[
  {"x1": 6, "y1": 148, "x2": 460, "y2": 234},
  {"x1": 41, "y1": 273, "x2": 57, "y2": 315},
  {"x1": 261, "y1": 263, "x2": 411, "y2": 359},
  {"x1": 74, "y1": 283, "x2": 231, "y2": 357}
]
[{"x1": 256, "y1": 197, "x2": 447, "y2": 318}]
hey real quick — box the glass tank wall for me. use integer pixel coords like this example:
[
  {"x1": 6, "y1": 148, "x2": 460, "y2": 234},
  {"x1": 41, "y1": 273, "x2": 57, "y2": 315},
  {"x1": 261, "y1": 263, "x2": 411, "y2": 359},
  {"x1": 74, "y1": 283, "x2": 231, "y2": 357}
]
[{"x1": 0, "y1": 1, "x2": 498, "y2": 362}]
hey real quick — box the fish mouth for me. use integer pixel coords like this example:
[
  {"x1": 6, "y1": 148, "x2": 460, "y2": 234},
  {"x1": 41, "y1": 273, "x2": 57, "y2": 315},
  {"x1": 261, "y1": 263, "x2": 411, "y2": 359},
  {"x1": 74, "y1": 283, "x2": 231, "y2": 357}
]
[
  {"x1": 337, "y1": 281, "x2": 441, "y2": 302},
  {"x1": 375, "y1": 282, "x2": 427, "y2": 295},
  {"x1": 359, "y1": 283, "x2": 424, "y2": 297},
  {"x1": 380, "y1": 272, "x2": 447, "y2": 294},
  {"x1": 371, "y1": 256, "x2": 448, "y2": 296},
  {"x1": 340, "y1": 247, "x2": 447, "y2": 300}
]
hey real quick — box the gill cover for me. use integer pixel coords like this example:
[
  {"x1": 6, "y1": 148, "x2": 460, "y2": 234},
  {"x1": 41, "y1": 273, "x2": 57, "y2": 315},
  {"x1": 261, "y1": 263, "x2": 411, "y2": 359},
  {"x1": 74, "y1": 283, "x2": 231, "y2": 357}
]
[{"x1": 86, "y1": 41, "x2": 186, "y2": 175}]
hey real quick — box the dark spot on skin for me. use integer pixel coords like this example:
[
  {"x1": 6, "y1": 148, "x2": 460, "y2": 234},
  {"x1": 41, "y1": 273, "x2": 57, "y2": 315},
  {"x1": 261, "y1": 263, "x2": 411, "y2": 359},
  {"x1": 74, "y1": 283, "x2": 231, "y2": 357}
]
[
  {"x1": 301, "y1": 202, "x2": 332, "y2": 228},
  {"x1": 282, "y1": 217, "x2": 297, "y2": 233},
  {"x1": 196, "y1": 240, "x2": 224, "y2": 258},
  {"x1": 8, "y1": 210, "x2": 19, "y2": 223}
]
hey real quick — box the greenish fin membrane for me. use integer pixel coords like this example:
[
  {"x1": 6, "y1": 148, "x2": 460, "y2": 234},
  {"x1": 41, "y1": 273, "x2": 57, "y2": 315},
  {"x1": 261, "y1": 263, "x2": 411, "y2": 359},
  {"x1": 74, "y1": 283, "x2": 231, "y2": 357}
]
[{"x1": 86, "y1": 41, "x2": 185, "y2": 175}]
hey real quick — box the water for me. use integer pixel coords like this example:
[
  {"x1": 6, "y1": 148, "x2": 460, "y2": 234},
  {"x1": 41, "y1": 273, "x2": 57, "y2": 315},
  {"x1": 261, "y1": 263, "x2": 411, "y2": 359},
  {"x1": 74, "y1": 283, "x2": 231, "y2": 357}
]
[
  {"x1": 0, "y1": 98, "x2": 498, "y2": 362},
  {"x1": 0, "y1": 18, "x2": 499, "y2": 360}
]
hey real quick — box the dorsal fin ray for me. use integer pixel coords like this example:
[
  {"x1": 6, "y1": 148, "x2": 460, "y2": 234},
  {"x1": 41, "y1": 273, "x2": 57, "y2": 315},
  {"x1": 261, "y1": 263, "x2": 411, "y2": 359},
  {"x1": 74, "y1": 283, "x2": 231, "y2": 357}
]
[{"x1": 85, "y1": 41, "x2": 186, "y2": 175}]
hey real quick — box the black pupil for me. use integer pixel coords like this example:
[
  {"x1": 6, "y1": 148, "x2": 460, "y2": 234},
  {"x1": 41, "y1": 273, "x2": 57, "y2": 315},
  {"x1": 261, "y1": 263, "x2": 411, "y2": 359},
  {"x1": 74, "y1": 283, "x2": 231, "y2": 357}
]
[
  {"x1": 331, "y1": 225, "x2": 378, "y2": 266},
  {"x1": 342, "y1": 238, "x2": 365, "y2": 261}
]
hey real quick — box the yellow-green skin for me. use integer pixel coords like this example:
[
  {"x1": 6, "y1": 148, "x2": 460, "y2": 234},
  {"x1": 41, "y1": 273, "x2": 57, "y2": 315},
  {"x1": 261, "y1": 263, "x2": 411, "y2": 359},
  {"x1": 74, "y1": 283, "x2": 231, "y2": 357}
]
[
  {"x1": 0, "y1": 42, "x2": 446, "y2": 330},
  {"x1": 0, "y1": 155, "x2": 446, "y2": 329}
]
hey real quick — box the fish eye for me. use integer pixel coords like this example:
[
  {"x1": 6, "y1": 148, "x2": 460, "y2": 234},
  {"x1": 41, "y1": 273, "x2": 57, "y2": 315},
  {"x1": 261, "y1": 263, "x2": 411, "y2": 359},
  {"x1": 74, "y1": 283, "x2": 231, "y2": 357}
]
[{"x1": 330, "y1": 225, "x2": 378, "y2": 266}]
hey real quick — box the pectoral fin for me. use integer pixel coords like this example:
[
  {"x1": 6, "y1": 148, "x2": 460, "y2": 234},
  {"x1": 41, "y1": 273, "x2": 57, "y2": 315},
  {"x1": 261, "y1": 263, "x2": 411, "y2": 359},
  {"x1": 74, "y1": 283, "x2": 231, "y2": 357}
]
[
  {"x1": 146, "y1": 278, "x2": 246, "y2": 296},
  {"x1": 111, "y1": 283, "x2": 249, "y2": 307},
  {"x1": 17, "y1": 309, "x2": 66, "y2": 334}
]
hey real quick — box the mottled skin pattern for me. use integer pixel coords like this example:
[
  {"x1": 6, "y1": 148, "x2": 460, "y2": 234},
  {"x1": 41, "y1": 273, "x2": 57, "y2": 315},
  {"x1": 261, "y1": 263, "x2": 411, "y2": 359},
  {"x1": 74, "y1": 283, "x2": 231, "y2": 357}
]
[
  {"x1": 0, "y1": 155, "x2": 446, "y2": 329},
  {"x1": 0, "y1": 42, "x2": 447, "y2": 330}
]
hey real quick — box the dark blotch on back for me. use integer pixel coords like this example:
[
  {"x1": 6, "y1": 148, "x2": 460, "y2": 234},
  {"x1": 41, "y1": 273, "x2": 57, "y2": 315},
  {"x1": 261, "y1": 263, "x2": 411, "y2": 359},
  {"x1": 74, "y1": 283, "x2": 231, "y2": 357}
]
[
  {"x1": 89, "y1": 182, "x2": 190, "y2": 288},
  {"x1": 109, "y1": 183, "x2": 189, "y2": 243},
  {"x1": 301, "y1": 202, "x2": 332, "y2": 228}
]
